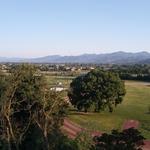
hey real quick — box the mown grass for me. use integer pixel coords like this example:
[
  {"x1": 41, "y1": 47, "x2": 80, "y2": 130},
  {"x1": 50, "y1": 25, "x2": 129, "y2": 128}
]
[
  {"x1": 46, "y1": 75, "x2": 150, "y2": 138},
  {"x1": 68, "y1": 81, "x2": 150, "y2": 139},
  {"x1": 46, "y1": 75, "x2": 74, "y2": 88}
]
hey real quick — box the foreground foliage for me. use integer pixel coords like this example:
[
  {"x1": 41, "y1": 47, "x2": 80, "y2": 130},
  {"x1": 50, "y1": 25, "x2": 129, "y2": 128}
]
[
  {"x1": 92, "y1": 128, "x2": 145, "y2": 150},
  {"x1": 0, "y1": 64, "x2": 69, "y2": 150}
]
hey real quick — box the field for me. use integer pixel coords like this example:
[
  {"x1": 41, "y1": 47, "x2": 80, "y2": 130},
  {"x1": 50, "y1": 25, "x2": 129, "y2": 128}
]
[
  {"x1": 46, "y1": 75, "x2": 150, "y2": 139},
  {"x1": 46, "y1": 75, "x2": 74, "y2": 88}
]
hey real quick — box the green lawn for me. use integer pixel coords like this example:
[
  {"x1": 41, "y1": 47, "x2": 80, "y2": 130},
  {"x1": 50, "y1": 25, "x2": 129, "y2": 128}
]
[
  {"x1": 46, "y1": 75, "x2": 150, "y2": 138},
  {"x1": 68, "y1": 81, "x2": 150, "y2": 139},
  {"x1": 46, "y1": 75, "x2": 74, "y2": 88}
]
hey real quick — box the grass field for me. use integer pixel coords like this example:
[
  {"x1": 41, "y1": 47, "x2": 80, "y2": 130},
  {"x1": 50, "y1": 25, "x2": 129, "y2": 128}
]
[
  {"x1": 68, "y1": 81, "x2": 150, "y2": 139},
  {"x1": 46, "y1": 75, "x2": 74, "y2": 88},
  {"x1": 46, "y1": 75, "x2": 150, "y2": 138}
]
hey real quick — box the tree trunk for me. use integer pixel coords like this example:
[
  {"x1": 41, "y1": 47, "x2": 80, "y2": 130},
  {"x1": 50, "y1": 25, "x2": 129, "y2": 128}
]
[
  {"x1": 43, "y1": 119, "x2": 50, "y2": 150},
  {"x1": 84, "y1": 108, "x2": 87, "y2": 113},
  {"x1": 43, "y1": 135, "x2": 50, "y2": 150},
  {"x1": 7, "y1": 127, "x2": 11, "y2": 150}
]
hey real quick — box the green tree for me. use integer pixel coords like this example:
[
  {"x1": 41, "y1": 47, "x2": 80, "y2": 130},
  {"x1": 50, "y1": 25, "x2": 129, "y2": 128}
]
[
  {"x1": 75, "y1": 130, "x2": 93, "y2": 150},
  {"x1": 21, "y1": 125, "x2": 79, "y2": 150},
  {"x1": 91, "y1": 128, "x2": 145, "y2": 150},
  {"x1": 68, "y1": 69, "x2": 126, "y2": 112},
  {"x1": 0, "y1": 64, "x2": 68, "y2": 150}
]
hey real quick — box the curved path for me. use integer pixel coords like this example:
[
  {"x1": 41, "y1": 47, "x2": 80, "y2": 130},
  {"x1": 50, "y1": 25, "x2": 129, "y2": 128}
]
[
  {"x1": 62, "y1": 118, "x2": 83, "y2": 138},
  {"x1": 62, "y1": 118, "x2": 101, "y2": 139},
  {"x1": 62, "y1": 118, "x2": 150, "y2": 149},
  {"x1": 143, "y1": 140, "x2": 150, "y2": 150},
  {"x1": 122, "y1": 119, "x2": 139, "y2": 130},
  {"x1": 122, "y1": 120, "x2": 150, "y2": 150}
]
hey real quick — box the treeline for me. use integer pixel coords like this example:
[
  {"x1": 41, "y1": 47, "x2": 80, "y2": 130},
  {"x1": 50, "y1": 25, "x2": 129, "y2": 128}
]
[
  {"x1": 119, "y1": 74, "x2": 150, "y2": 82},
  {"x1": 108, "y1": 64, "x2": 150, "y2": 82}
]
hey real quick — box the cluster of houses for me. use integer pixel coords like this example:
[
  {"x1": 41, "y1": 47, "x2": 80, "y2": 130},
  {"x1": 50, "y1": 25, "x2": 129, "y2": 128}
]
[
  {"x1": 38, "y1": 63, "x2": 96, "y2": 72},
  {"x1": 0, "y1": 63, "x2": 96, "y2": 73}
]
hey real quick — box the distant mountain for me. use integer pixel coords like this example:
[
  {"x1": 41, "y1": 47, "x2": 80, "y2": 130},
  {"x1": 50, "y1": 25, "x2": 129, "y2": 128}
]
[
  {"x1": 0, "y1": 51, "x2": 150, "y2": 64},
  {"x1": 139, "y1": 58, "x2": 150, "y2": 64},
  {"x1": 0, "y1": 57, "x2": 23, "y2": 62},
  {"x1": 26, "y1": 51, "x2": 150, "y2": 64}
]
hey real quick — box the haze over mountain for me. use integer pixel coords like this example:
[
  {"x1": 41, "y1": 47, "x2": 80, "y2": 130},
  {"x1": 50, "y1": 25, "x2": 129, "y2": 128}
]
[{"x1": 0, "y1": 51, "x2": 150, "y2": 64}]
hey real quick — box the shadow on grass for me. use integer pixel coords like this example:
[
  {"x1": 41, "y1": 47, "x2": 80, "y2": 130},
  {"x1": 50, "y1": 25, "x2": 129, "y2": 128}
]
[
  {"x1": 68, "y1": 108, "x2": 94, "y2": 116},
  {"x1": 145, "y1": 112, "x2": 150, "y2": 114}
]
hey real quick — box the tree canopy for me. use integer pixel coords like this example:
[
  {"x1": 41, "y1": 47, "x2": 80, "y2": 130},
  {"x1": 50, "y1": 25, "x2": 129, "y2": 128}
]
[
  {"x1": 92, "y1": 128, "x2": 145, "y2": 150},
  {"x1": 68, "y1": 69, "x2": 126, "y2": 112},
  {"x1": 0, "y1": 64, "x2": 68, "y2": 150}
]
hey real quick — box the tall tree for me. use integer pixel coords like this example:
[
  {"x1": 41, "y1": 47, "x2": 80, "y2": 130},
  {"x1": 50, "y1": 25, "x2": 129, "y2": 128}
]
[
  {"x1": 0, "y1": 64, "x2": 68, "y2": 150},
  {"x1": 68, "y1": 69, "x2": 126, "y2": 112}
]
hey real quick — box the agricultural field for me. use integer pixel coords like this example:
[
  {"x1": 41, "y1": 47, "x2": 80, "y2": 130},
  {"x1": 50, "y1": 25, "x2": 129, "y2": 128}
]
[{"x1": 46, "y1": 75, "x2": 150, "y2": 139}]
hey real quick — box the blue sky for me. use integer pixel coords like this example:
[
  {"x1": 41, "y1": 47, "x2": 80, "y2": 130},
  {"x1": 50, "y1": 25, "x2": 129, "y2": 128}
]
[{"x1": 0, "y1": 0, "x2": 150, "y2": 57}]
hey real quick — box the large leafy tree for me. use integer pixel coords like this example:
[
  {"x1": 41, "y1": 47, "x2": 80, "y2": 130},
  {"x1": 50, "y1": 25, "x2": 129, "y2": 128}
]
[
  {"x1": 0, "y1": 65, "x2": 41, "y2": 150},
  {"x1": 68, "y1": 69, "x2": 126, "y2": 112},
  {"x1": 0, "y1": 64, "x2": 68, "y2": 150}
]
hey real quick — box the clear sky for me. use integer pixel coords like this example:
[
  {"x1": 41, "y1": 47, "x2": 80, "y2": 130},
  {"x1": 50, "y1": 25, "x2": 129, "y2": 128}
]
[{"x1": 0, "y1": 0, "x2": 150, "y2": 57}]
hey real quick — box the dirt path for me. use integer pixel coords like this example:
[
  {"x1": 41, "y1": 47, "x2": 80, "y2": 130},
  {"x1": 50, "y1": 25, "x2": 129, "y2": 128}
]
[
  {"x1": 122, "y1": 119, "x2": 139, "y2": 130},
  {"x1": 143, "y1": 140, "x2": 150, "y2": 150},
  {"x1": 62, "y1": 118, "x2": 101, "y2": 139},
  {"x1": 62, "y1": 118, "x2": 83, "y2": 138},
  {"x1": 63, "y1": 118, "x2": 150, "y2": 149},
  {"x1": 122, "y1": 120, "x2": 150, "y2": 149}
]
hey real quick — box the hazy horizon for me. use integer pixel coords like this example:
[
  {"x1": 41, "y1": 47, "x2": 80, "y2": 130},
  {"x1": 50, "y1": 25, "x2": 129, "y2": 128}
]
[
  {"x1": 1, "y1": 0, "x2": 150, "y2": 57},
  {"x1": 0, "y1": 50, "x2": 149, "y2": 59}
]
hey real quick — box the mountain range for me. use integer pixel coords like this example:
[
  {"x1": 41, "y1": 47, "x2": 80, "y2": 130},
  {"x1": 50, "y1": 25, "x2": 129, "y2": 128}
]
[{"x1": 0, "y1": 51, "x2": 150, "y2": 64}]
